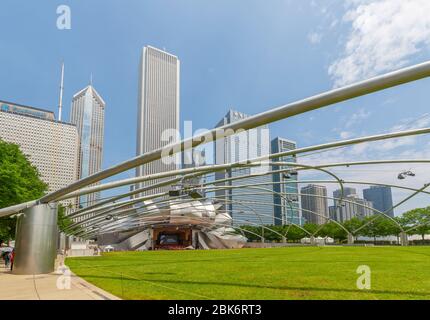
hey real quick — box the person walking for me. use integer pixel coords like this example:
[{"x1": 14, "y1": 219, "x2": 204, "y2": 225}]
[
  {"x1": 4, "y1": 251, "x2": 10, "y2": 268},
  {"x1": 10, "y1": 249, "x2": 15, "y2": 271}
]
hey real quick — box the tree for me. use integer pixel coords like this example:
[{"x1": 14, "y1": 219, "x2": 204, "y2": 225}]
[
  {"x1": 0, "y1": 139, "x2": 48, "y2": 241},
  {"x1": 57, "y1": 204, "x2": 75, "y2": 232},
  {"x1": 282, "y1": 224, "x2": 306, "y2": 242},
  {"x1": 399, "y1": 207, "x2": 430, "y2": 240},
  {"x1": 240, "y1": 225, "x2": 262, "y2": 241},
  {"x1": 356, "y1": 215, "x2": 398, "y2": 243},
  {"x1": 318, "y1": 222, "x2": 347, "y2": 241},
  {"x1": 343, "y1": 217, "x2": 364, "y2": 236},
  {"x1": 303, "y1": 223, "x2": 318, "y2": 235}
]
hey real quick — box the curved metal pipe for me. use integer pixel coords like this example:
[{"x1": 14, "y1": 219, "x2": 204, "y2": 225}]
[{"x1": 32, "y1": 60, "x2": 430, "y2": 204}]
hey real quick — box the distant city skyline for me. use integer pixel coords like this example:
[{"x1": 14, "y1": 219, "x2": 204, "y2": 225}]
[{"x1": 1, "y1": 1, "x2": 429, "y2": 215}]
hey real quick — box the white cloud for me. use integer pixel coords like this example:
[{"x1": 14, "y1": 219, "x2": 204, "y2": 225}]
[
  {"x1": 345, "y1": 109, "x2": 371, "y2": 128},
  {"x1": 308, "y1": 32, "x2": 323, "y2": 44},
  {"x1": 340, "y1": 131, "x2": 354, "y2": 139},
  {"x1": 328, "y1": 0, "x2": 430, "y2": 87}
]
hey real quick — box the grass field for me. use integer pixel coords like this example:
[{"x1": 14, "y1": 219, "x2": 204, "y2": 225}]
[{"x1": 66, "y1": 246, "x2": 430, "y2": 300}]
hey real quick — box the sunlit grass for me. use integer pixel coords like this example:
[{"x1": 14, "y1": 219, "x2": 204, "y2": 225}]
[{"x1": 66, "y1": 246, "x2": 430, "y2": 300}]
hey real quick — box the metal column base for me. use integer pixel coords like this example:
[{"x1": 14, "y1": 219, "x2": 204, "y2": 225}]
[
  {"x1": 400, "y1": 232, "x2": 409, "y2": 246},
  {"x1": 310, "y1": 236, "x2": 316, "y2": 245},
  {"x1": 347, "y1": 233, "x2": 355, "y2": 245},
  {"x1": 58, "y1": 232, "x2": 67, "y2": 253},
  {"x1": 13, "y1": 203, "x2": 58, "y2": 275}
]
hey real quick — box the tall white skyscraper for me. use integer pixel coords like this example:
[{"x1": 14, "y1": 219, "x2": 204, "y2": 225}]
[
  {"x1": 71, "y1": 84, "x2": 106, "y2": 207},
  {"x1": 135, "y1": 46, "x2": 180, "y2": 195}
]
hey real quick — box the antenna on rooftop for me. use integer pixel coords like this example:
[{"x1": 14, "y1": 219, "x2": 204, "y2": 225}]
[{"x1": 58, "y1": 61, "x2": 65, "y2": 121}]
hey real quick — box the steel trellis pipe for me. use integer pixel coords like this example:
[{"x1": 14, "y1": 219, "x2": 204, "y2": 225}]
[{"x1": 35, "y1": 61, "x2": 430, "y2": 204}]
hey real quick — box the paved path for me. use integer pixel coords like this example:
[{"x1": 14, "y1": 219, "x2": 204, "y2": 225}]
[{"x1": 0, "y1": 260, "x2": 120, "y2": 300}]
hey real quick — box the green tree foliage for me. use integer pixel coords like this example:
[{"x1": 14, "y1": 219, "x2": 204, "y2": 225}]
[
  {"x1": 399, "y1": 207, "x2": 430, "y2": 240},
  {"x1": 343, "y1": 217, "x2": 364, "y2": 234},
  {"x1": 57, "y1": 204, "x2": 76, "y2": 232},
  {"x1": 0, "y1": 139, "x2": 48, "y2": 241},
  {"x1": 281, "y1": 224, "x2": 307, "y2": 242},
  {"x1": 359, "y1": 216, "x2": 402, "y2": 242},
  {"x1": 303, "y1": 223, "x2": 318, "y2": 235},
  {"x1": 240, "y1": 225, "x2": 262, "y2": 241},
  {"x1": 239, "y1": 207, "x2": 430, "y2": 244},
  {"x1": 317, "y1": 221, "x2": 347, "y2": 241},
  {"x1": 361, "y1": 216, "x2": 383, "y2": 241}
]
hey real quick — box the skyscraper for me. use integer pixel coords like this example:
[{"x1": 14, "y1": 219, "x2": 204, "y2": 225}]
[
  {"x1": 0, "y1": 100, "x2": 79, "y2": 207},
  {"x1": 333, "y1": 187, "x2": 357, "y2": 200},
  {"x1": 70, "y1": 84, "x2": 106, "y2": 207},
  {"x1": 135, "y1": 46, "x2": 180, "y2": 195},
  {"x1": 330, "y1": 188, "x2": 374, "y2": 222},
  {"x1": 363, "y1": 186, "x2": 394, "y2": 217},
  {"x1": 182, "y1": 148, "x2": 206, "y2": 188},
  {"x1": 300, "y1": 184, "x2": 329, "y2": 225},
  {"x1": 271, "y1": 137, "x2": 301, "y2": 225},
  {"x1": 214, "y1": 110, "x2": 273, "y2": 226}
]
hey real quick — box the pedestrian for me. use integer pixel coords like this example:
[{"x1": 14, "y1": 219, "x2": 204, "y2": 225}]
[
  {"x1": 4, "y1": 251, "x2": 10, "y2": 268},
  {"x1": 10, "y1": 249, "x2": 15, "y2": 271}
]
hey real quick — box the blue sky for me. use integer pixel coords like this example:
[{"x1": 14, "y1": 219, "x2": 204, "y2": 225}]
[{"x1": 1, "y1": 0, "x2": 430, "y2": 214}]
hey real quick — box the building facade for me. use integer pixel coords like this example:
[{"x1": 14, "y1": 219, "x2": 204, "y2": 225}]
[
  {"x1": 70, "y1": 85, "x2": 106, "y2": 207},
  {"x1": 0, "y1": 100, "x2": 79, "y2": 206},
  {"x1": 182, "y1": 148, "x2": 206, "y2": 189},
  {"x1": 135, "y1": 46, "x2": 180, "y2": 195},
  {"x1": 271, "y1": 137, "x2": 301, "y2": 225},
  {"x1": 300, "y1": 184, "x2": 329, "y2": 225},
  {"x1": 330, "y1": 188, "x2": 374, "y2": 222},
  {"x1": 214, "y1": 109, "x2": 273, "y2": 226},
  {"x1": 363, "y1": 186, "x2": 394, "y2": 217}
]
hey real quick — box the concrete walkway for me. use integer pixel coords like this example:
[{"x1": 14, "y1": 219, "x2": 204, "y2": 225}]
[{"x1": 0, "y1": 261, "x2": 120, "y2": 300}]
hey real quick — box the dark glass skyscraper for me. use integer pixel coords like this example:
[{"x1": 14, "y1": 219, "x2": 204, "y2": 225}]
[
  {"x1": 363, "y1": 186, "x2": 394, "y2": 217},
  {"x1": 271, "y1": 137, "x2": 301, "y2": 225}
]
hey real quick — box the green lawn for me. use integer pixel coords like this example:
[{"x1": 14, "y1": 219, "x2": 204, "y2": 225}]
[{"x1": 66, "y1": 246, "x2": 430, "y2": 300}]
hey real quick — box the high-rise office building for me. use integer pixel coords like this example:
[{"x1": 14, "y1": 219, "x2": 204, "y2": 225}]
[
  {"x1": 214, "y1": 110, "x2": 273, "y2": 226},
  {"x1": 300, "y1": 184, "x2": 329, "y2": 225},
  {"x1": 329, "y1": 187, "x2": 357, "y2": 221},
  {"x1": 271, "y1": 137, "x2": 301, "y2": 225},
  {"x1": 182, "y1": 148, "x2": 206, "y2": 188},
  {"x1": 363, "y1": 186, "x2": 394, "y2": 217},
  {"x1": 0, "y1": 100, "x2": 79, "y2": 206},
  {"x1": 135, "y1": 46, "x2": 180, "y2": 195},
  {"x1": 333, "y1": 187, "x2": 357, "y2": 199},
  {"x1": 70, "y1": 84, "x2": 106, "y2": 207},
  {"x1": 354, "y1": 197, "x2": 374, "y2": 219},
  {"x1": 330, "y1": 188, "x2": 374, "y2": 222}
]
